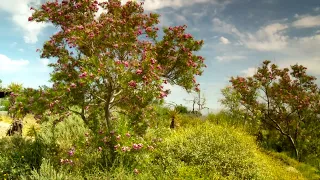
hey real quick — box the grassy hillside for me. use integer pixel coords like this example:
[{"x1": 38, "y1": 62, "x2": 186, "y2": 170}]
[
  {"x1": 142, "y1": 122, "x2": 317, "y2": 179},
  {"x1": 0, "y1": 114, "x2": 319, "y2": 179}
]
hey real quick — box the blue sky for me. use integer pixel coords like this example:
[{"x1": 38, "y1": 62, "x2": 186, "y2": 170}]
[{"x1": 1, "y1": 0, "x2": 320, "y2": 113}]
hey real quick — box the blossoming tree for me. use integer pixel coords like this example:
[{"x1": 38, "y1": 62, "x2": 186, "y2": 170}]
[
  {"x1": 25, "y1": 0, "x2": 205, "y2": 139},
  {"x1": 229, "y1": 60, "x2": 320, "y2": 160}
]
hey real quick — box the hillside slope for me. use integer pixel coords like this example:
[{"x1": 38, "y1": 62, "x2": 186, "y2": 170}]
[{"x1": 143, "y1": 122, "x2": 319, "y2": 179}]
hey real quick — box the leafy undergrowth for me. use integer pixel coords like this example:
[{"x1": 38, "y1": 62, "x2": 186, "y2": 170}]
[
  {"x1": 143, "y1": 122, "x2": 313, "y2": 180},
  {"x1": 0, "y1": 113, "x2": 11, "y2": 137},
  {"x1": 0, "y1": 113, "x2": 40, "y2": 138},
  {"x1": 0, "y1": 114, "x2": 319, "y2": 179}
]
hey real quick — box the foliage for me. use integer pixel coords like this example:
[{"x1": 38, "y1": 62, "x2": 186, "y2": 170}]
[
  {"x1": 263, "y1": 151, "x2": 320, "y2": 180},
  {"x1": 0, "y1": 134, "x2": 59, "y2": 179},
  {"x1": 26, "y1": 0, "x2": 205, "y2": 140},
  {"x1": 228, "y1": 60, "x2": 320, "y2": 160},
  {"x1": 20, "y1": 159, "x2": 77, "y2": 180},
  {"x1": 144, "y1": 122, "x2": 307, "y2": 179},
  {"x1": 0, "y1": 98, "x2": 9, "y2": 111},
  {"x1": 185, "y1": 90, "x2": 207, "y2": 115},
  {"x1": 174, "y1": 104, "x2": 189, "y2": 114},
  {"x1": 220, "y1": 86, "x2": 252, "y2": 125},
  {"x1": 2, "y1": 110, "x2": 319, "y2": 179}
]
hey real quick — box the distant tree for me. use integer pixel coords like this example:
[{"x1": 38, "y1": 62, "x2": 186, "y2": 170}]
[
  {"x1": 220, "y1": 86, "x2": 260, "y2": 128},
  {"x1": 175, "y1": 104, "x2": 188, "y2": 114},
  {"x1": 229, "y1": 60, "x2": 320, "y2": 160},
  {"x1": 185, "y1": 90, "x2": 207, "y2": 115}
]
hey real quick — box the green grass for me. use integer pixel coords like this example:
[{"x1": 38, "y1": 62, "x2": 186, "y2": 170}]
[
  {"x1": 0, "y1": 113, "x2": 319, "y2": 179},
  {"x1": 145, "y1": 122, "x2": 310, "y2": 179}
]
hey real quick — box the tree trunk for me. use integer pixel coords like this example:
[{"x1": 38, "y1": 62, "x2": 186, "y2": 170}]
[
  {"x1": 170, "y1": 116, "x2": 175, "y2": 129},
  {"x1": 192, "y1": 101, "x2": 195, "y2": 114},
  {"x1": 198, "y1": 92, "x2": 201, "y2": 112},
  {"x1": 6, "y1": 119, "x2": 23, "y2": 136},
  {"x1": 287, "y1": 135, "x2": 299, "y2": 160},
  {"x1": 104, "y1": 91, "x2": 116, "y2": 164},
  {"x1": 104, "y1": 103, "x2": 111, "y2": 132}
]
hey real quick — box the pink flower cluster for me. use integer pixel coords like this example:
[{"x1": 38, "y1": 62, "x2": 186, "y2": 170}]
[
  {"x1": 121, "y1": 146, "x2": 131, "y2": 152},
  {"x1": 60, "y1": 158, "x2": 73, "y2": 165},
  {"x1": 132, "y1": 143, "x2": 143, "y2": 150},
  {"x1": 116, "y1": 135, "x2": 121, "y2": 141},
  {"x1": 79, "y1": 72, "x2": 87, "y2": 78},
  {"x1": 114, "y1": 144, "x2": 120, "y2": 150},
  {"x1": 125, "y1": 132, "x2": 131, "y2": 137},
  {"x1": 159, "y1": 91, "x2": 168, "y2": 99},
  {"x1": 128, "y1": 80, "x2": 137, "y2": 88},
  {"x1": 68, "y1": 147, "x2": 75, "y2": 156},
  {"x1": 136, "y1": 69, "x2": 143, "y2": 75}
]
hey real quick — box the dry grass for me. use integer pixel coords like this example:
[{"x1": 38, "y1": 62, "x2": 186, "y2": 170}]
[{"x1": 0, "y1": 113, "x2": 40, "y2": 138}]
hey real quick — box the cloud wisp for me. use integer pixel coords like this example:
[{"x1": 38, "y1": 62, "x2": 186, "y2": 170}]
[
  {"x1": 0, "y1": 0, "x2": 51, "y2": 44},
  {"x1": 0, "y1": 54, "x2": 29, "y2": 72}
]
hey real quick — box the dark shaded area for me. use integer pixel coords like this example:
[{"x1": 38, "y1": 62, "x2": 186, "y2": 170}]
[
  {"x1": 0, "y1": 91, "x2": 11, "y2": 98},
  {"x1": 6, "y1": 120, "x2": 23, "y2": 136}
]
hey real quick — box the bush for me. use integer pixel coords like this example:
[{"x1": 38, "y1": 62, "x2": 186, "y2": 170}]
[
  {"x1": 20, "y1": 158, "x2": 78, "y2": 180},
  {"x1": 144, "y1": 122, "x2": 307, "y2": 179},
  {"x1": 174, "y1": 104, "x2": 189, "y2": 114},
  {"x1": 2, "y1": 110, "x2": 318, "y2": 179},
  {"x1": 0, "y1": 98, "x2": 9, "y2": 111},
  {"x1": 0, "y1": 135, "x2": 58, "y2": 179}
]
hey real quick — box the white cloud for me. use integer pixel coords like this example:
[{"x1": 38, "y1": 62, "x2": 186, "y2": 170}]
[
  {"x1": 277, "y1": 57, "x2": 320, "y2": 76},
  {"x1": 284, "y1": 34, "x2": 320, "y2": 57},
  {"x1": 216, "y1": 55, "x2": 246, "y2": 62},
  {"x1": 0, "y1": 54, "x2": 29, "y2": 72},
  {"x1": 39, "y1": 58, "x2": 49, "y2": 66},
  {"x1": 244, "y1": 23, "x2": 289, "y2": 51},
  {"x1": 191, "y1": 10, "x2": 209, "y2": 19},
  {"x1": 96, "y1": 0, "x2": 228, "y2": 19},
  {"x1": 142, "y1": 0, "x2": 230, "y2": 11},
  {"x1": 212, "y1": 18, "x2": 243, "y2": 37},
  {"x1": 241, "y1": 67, "x2": 257, "y2": 77},
  {"x1": 211, "y1": 15, "x2": 320, "y2": 54},
  {"x1": 292, "y1": 15, "x2": 320, "y2": 28},
  {"x1": 18, "y1": 48, "x2": 24, "y2": 52},
  {"x1": 157, "y1": 12, "x2": 174, "y2": 28},
  {"x1": 212, "y1": 18, "x2": 289, "y2": 51},
  {"x1": 219, "y1": 36, "x2": 230, "y2": 44},
  {"x1": 174, "y1": 14, "x2": 189, "y2": 25},
  {"x1": 0, "y1": 0, "x2": 50, "y2": 44}
]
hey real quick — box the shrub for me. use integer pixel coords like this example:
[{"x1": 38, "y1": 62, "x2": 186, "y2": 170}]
[
  {"x1": 144, "y1": 122, "x2": 306, "y2": 179},
  {"x1": 0, "y1": 134, "x2": 58, "y2": 179},
  {"x1": 20, "y1": 158, "x2": 78, "y2": 180}
]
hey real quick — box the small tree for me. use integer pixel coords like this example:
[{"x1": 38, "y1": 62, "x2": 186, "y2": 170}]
[
  {"x1": 175, "y1": 104, "x2": 189, "y2": 114},
  {"x1": 185, "y1": 90, "x2": 207, "y2": 115},
  {"x1": 25, "y1": 0, "x2": 206, "y2": 160},
  {"x1": 229, "y1": 60, "x2": 320, "y2": 160},
  {"x1": 220, "y1": 86, "x2": 258, "y2": 126},
  {"x1": 165, "y1": 102, "x2": 188, "y2": 129}
]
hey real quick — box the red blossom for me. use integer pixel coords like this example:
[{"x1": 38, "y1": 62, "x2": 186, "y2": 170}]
[
  {"x1": 136, "y1": 69, "x2": 143, "y2": 75},
  {"x1": 128, "y1": 80, "x2": 137, "y2": 88}
]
